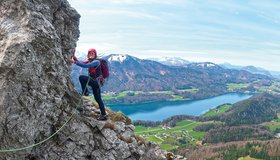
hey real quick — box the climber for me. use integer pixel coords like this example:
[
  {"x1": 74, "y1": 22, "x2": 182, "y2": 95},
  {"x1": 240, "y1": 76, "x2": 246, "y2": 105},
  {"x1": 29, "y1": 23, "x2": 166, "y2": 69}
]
[{"x1": 67, "y1": 48, "x2": 108, "y2": 121}]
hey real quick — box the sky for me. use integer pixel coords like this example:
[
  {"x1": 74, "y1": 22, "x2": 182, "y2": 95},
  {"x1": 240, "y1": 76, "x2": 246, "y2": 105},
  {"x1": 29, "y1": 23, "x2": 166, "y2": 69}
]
[{"x1": 67, "y1": 0, "x2": 280, "y2": 71}]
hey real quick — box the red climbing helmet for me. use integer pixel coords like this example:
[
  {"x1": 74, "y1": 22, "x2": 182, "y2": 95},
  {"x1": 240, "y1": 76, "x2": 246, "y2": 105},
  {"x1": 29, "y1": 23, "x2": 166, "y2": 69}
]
[{"x1": 88, "y1": 48, "x2": 97, "y2": 54}]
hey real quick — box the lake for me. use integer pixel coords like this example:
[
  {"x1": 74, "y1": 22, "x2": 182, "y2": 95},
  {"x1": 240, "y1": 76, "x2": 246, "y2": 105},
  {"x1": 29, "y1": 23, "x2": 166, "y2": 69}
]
[{"x1": 108, "y1": 93, "x2": 252, "y2": 121}]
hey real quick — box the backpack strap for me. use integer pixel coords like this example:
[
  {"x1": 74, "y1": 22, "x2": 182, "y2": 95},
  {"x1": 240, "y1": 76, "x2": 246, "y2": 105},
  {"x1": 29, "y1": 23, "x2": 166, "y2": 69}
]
[{"x1": 87, "y1": 59, "x2": 101, "y2": 78}]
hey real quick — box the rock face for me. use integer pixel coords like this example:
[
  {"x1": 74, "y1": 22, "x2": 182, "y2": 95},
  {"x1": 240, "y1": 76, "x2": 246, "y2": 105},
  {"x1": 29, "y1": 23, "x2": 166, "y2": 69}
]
[{"x1": 0, "y1": 0, "x2": 166, "y2": 159}]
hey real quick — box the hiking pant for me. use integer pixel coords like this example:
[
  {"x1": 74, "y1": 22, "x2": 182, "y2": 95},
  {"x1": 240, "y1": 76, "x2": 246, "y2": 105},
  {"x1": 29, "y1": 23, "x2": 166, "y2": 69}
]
[{"x1": 79, "y1": 75, "x2": 106, "y2": 116}]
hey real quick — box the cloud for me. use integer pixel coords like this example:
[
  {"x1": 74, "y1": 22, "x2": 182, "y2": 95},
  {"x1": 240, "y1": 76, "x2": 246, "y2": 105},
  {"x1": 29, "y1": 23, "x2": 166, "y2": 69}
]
[
  {"x1": 68, "y1": 0, "x2": 280, "y2": 71},
  {"x1": 82, "y1": 9, "x2": 161, "y2": 20}
]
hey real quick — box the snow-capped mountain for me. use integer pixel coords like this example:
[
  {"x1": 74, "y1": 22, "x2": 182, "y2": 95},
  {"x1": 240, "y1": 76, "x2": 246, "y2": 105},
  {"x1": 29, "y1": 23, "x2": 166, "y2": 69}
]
[
  {"x1": 108, "y1": 54, "x2": 128, "y2": 63},
  {"x1": 188, "y1": 62, "x2": 220, "y2": 69},
  {"x1": 148, "y1": 57, "x2": 190, "y2": 67}
]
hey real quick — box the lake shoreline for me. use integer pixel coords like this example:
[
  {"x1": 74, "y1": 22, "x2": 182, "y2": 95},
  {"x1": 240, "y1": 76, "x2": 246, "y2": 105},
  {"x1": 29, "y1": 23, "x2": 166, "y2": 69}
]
[
  {"x1": 108, "y1": 93, "x2": 253, "y2": 121},
  {"x1": 107, "y1": 92, "x2": 254, "y2": 106}
]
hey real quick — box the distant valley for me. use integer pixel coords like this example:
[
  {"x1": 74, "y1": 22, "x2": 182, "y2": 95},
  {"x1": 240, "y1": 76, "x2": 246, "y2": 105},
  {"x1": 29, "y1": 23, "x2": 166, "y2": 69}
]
[{"x1": 134, "y1": 93, "x2": 280, "y2": 159}]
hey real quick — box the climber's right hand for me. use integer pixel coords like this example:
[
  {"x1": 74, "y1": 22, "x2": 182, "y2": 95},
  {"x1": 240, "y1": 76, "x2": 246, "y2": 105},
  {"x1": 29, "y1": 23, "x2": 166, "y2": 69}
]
[{"x1": 65, "y1": 57, "x2": 75, "y2": 63}]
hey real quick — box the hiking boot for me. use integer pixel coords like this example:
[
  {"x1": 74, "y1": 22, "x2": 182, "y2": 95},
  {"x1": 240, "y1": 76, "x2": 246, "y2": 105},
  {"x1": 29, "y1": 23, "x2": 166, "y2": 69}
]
[{"x1": 97, "y1": 114, "x2": 108, "y2": 121}]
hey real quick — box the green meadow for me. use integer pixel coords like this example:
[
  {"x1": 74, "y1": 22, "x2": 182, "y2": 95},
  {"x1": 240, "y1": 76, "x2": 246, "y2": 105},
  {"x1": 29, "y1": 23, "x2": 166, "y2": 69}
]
[
  {"x1": 203, "y1": 104, "x2": 232, "y2": 117},
  {"x1": 135, "y1": 120, "x2": 205, "y2": 150},
  {"x1": 102, "y1": 87, "x2": 199, "y2": 101}
]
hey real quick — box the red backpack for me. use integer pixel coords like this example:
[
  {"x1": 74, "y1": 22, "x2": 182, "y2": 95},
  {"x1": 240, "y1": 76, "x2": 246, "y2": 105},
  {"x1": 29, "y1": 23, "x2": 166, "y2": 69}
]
[{"x1": 98, "y1": 59, "x2": 109, "y2": 79}]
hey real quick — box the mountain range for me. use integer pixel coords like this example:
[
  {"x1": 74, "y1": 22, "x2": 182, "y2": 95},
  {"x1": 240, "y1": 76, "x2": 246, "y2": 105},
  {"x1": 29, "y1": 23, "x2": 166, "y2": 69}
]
[
  {"x1": 220, "y1": 63, "x2": 276, "y2": 77},
  {"x1": 151, "y1": 57, "x2": 280, "y2": 78},
  {"x1": 72, "y1": 54, "x2": 271, "y2": 86}
]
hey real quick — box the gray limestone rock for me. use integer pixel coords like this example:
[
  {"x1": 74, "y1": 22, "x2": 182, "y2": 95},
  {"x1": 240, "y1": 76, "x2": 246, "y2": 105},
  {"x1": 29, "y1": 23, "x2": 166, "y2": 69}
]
[{"x1": 0, "y1": 0, "x2": 167, "y2": 159}]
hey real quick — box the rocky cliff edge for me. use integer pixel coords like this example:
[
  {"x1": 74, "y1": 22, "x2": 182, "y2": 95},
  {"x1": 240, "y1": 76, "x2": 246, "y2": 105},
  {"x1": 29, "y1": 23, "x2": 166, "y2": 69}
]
[{"x1": 0, "y1": 0, "x2": 167, "y2": 159}]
